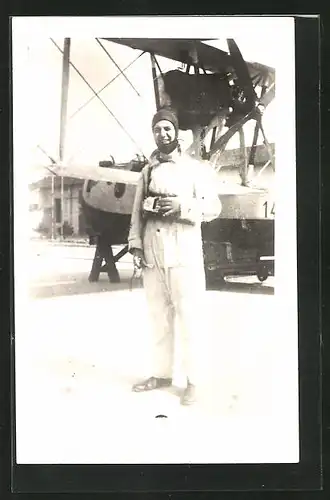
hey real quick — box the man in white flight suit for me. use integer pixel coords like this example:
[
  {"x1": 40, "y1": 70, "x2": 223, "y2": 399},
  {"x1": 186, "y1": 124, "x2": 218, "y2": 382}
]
[{"x1": 128, "y1": 108, "x2": 221, "y2": 405}]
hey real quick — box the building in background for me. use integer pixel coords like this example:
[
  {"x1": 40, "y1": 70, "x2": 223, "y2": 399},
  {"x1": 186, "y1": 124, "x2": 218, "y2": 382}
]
[{"x1": 29, "y1": 176, "x2": 85, "y2": 238}]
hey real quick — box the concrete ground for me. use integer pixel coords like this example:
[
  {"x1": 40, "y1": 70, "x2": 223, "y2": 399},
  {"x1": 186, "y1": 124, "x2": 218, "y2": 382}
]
[{"x1": 14, "y1": 240, "x2": 299, "y2": 465}]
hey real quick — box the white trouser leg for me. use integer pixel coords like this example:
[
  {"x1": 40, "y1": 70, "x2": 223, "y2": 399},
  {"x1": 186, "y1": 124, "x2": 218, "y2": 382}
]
[
  {"x1": 143, "y1": 266, "x2": 175, "y2": 379},
  {"x1": 169, "y1": 266, "x2": 206, "y2": 386}
]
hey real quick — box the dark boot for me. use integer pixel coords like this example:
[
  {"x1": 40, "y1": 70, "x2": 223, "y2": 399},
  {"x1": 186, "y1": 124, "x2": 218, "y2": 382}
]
[{"x1": 132, "y1": 376, "x2": 172, "y2": 392}]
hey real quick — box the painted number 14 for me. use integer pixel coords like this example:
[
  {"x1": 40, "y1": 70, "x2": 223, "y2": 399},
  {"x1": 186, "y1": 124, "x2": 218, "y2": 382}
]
[{"x1": 263, "y1": 201, "x2": 275, "y2": 218}]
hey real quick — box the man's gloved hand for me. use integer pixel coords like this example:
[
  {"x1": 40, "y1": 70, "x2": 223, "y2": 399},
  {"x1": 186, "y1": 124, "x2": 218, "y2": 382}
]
[
  {"x1": 156, "y1": 196, "x2": 181, "y2": 217},
  {"x1": 132, "y1": 248, "x2": 148, "y2": 269}
]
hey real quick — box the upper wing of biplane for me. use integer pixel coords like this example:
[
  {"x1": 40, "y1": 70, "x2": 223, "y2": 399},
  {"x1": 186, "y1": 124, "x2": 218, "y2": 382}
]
[
  {"x1": 103, "y1": 38, "x2": 231, "y2": 73},
  {"x1": 104, "y1": 38, "x2": 275, "y2": 104}
]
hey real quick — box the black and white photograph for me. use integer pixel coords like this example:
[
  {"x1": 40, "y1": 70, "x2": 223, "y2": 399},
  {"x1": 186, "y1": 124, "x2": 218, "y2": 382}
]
[{"x1": 12, "y1": 16, "x2": 298, "y2": 465}]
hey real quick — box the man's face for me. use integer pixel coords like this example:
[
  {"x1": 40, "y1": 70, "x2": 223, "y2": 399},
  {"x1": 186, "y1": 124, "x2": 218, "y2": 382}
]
[{"x1": 152, "y1": 119, "x2": 176, "y2": 148}]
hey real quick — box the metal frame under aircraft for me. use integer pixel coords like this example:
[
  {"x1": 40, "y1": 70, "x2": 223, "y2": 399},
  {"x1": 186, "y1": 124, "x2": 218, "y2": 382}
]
[{"x1": 42, "y1": 37, "x2": 275, "y2": 285}]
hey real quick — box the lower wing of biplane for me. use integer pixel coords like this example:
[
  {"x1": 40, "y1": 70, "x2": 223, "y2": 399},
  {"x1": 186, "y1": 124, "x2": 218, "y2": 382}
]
[{"x1": 48, "y1": 161, "x2": 141, "y2": 185}]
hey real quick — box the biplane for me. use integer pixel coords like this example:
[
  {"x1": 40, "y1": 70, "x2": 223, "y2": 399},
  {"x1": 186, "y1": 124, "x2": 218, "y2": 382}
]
[{"x1": 47, "y1": 37, "x2": 275, "y2": 285}]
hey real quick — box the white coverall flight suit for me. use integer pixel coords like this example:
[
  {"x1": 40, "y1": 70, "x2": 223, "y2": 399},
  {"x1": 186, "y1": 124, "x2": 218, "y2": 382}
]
[{"x1": 128, "y1": 148, "x2": 222, "y2": 385}]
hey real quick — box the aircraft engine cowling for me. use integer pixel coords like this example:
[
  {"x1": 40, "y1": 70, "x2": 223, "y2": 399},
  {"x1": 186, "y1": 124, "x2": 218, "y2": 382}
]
[{"x1": 80, "y1": 155, "x2": 147, "y2": 244}]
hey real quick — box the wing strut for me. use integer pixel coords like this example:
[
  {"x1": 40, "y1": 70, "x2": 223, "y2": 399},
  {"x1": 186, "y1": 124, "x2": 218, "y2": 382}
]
[
  {"x1": 58, "y1": 37, "x2": 71, "y2": 240},
  {"x1": 239, "y1": 127, "x2": 248, "y2": 186},
  {"x1": 150, "y1": 53, "x2": 161, "y2": 110}
]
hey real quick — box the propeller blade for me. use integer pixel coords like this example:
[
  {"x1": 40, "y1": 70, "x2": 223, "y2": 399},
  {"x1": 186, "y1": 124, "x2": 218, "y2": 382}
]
[
  {"x1": 227, "y1": 40, "x2": 275, "y2": 114},
  {"x1": 227, "y1": 38, "x2": 258, "y2": 106}
]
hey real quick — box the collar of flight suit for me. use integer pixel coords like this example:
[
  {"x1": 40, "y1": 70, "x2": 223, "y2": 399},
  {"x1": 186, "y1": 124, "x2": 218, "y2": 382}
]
[{"x1": 150, "y1": 147, "x2": 182, "y2": 165}]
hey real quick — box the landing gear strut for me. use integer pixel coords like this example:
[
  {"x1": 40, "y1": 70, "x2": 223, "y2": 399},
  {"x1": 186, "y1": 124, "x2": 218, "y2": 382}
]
[{"x1": 88, "y1": 235, "x2": 128, "y2": 283}]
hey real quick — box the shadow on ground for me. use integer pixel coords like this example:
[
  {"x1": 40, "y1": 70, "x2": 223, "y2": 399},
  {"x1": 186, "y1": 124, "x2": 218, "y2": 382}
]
[
  {"x1": 207, "y1": 279, "x2": 274, "y2": 296},
  {"x1": 29, "y1": 273, "x2": 142, "y2": 300}
]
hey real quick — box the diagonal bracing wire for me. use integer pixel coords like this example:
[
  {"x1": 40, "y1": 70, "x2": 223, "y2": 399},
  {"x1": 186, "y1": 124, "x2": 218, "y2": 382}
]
[
  {"x1": 96, "y1": 39, "x2": 163, "y2": 114},
  {"x1": 69, "y1": 51, "x2": 145, "y2": 120},
  {"x1": 70, "y1": 44, "x2": 160, "y2": 124},
  {"x1": 50, "y1": 38, "x2": 145, "y2": 155},
  {"x1": 37, "y1": 144, "x2": 56, "y2": 164},
  {"x1": 95, "y1": 38, "x2": 141, "y2": 98},
  {"x1": 35, "y1": 145, "x2": 60, "y2": 176}
]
